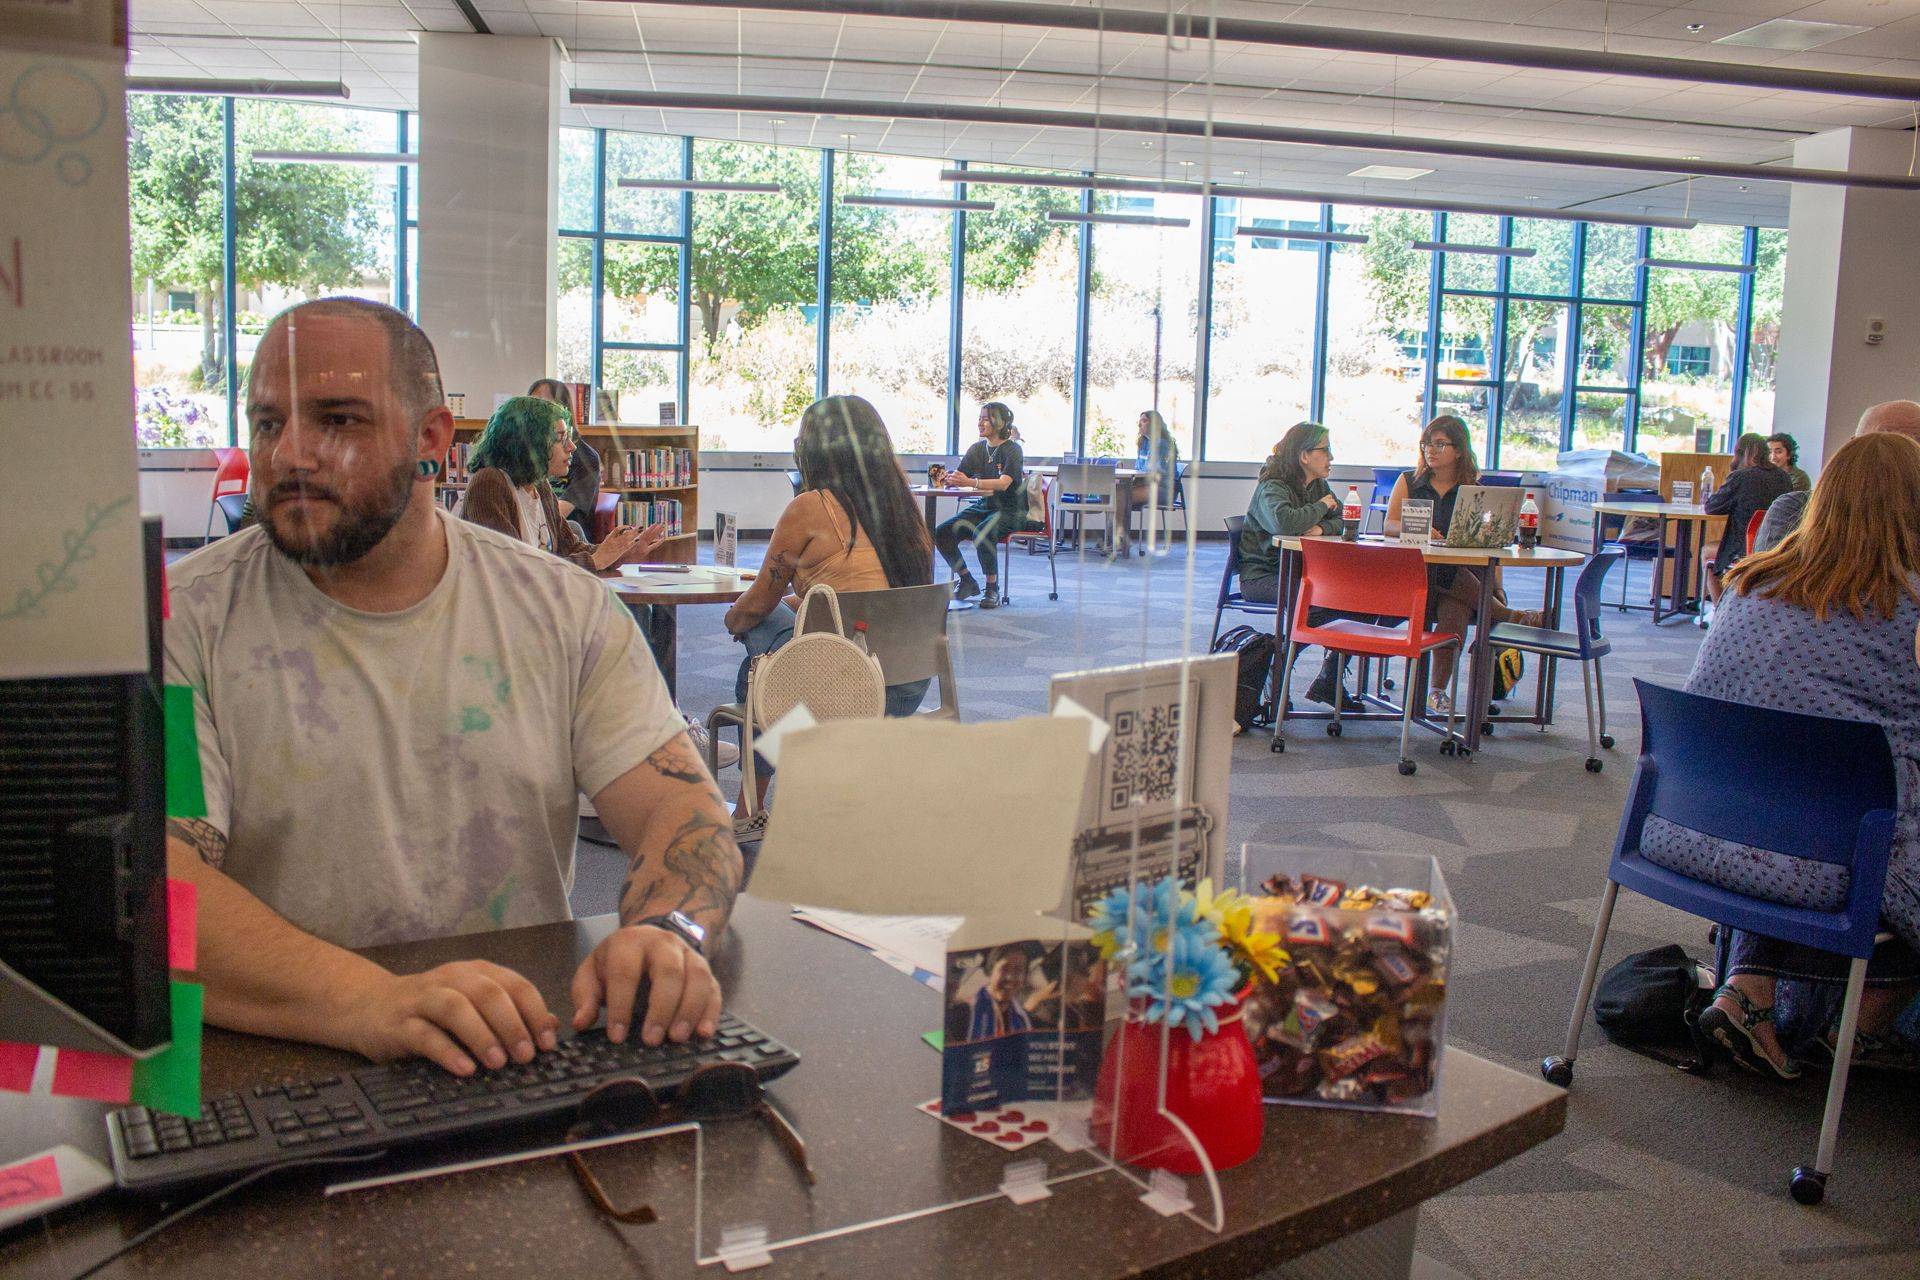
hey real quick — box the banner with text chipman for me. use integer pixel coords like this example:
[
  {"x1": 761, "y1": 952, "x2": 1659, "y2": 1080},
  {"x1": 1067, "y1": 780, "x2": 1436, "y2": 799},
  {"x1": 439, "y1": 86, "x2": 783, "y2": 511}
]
[{"x1": 0, "y1": 4, "x2": 148, "y2": 678}]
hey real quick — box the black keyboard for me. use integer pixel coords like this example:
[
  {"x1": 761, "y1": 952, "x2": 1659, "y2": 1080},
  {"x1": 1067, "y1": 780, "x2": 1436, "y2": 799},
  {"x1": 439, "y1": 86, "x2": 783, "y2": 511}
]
[{"x1": 106, "y1": 1013, "x2": 798, "y2": 1195}]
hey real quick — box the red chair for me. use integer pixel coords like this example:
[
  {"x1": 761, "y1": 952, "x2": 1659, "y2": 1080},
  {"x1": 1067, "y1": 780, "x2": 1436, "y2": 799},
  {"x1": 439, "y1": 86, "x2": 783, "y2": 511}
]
[
  {"x1": 203, "y1": 447, "x2": 249, "y2": 542},
  {"x1": 595, "y1": 491, "x2": 620, "y2": 541},
  {"x1": 1273, "y1": 540, "x2": 1462, "y2": 776},
  {"x1": 996, "y1": 474, "x2": 1059, "y2": 605},
  {"x1": 1744, "y1": 508, "x2": 1767, "y2": 556}
]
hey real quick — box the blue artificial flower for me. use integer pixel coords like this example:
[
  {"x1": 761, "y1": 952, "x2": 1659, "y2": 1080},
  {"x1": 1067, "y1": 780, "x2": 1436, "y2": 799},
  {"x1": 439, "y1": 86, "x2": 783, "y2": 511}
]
[{"x1": 1127, "y1": 931, "x2": 1240, "y2": 1041}]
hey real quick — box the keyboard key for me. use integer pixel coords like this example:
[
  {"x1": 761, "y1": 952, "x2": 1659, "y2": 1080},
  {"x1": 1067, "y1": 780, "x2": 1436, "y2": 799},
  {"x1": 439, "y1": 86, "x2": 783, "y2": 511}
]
[
  {"x1": 161, "y1": 1135, "x2": 190, "y2": 1153},
  {"x1": 298, "y1": 1107, "x2": 329, "y2": 1125},
  {"x1": 340, "y1": 1121, "x2": 371, "y2": 1136},
  {"x1": 252, "y1": 1085, "x2": 282, "y2": 1099},
  {"x1": 124, "y1": 1106, "x2": 152, "y2": 1125},
  {"x1": 228, "y1": 1125, "x2": 257, "y2": 1140},
  {"x1": 126, "y1": 1136, "x2": 160, "y2": 1159},
  {"x1": 473, "y1": 1097, "x2": 503, "y2": 1111},
  {"x1": 277, "y1": 1132, "x2": 310, "y2": 1148},
  {"x1": 329, "y1": 1103, "x2": 361, "y2": 1121},
  {"x1": 386, "y1": 1113, "x2": 417, "y2": 1128},
  {"x1": 309, "y1": 1125, "x2": 340, "y2": 1142},
  {"x1": 286, "y1": 1084, "x2": 317, "y2": 1101},
  {"x1": 315, "y1": 1076, "x2": 341, "y2": 1088}
]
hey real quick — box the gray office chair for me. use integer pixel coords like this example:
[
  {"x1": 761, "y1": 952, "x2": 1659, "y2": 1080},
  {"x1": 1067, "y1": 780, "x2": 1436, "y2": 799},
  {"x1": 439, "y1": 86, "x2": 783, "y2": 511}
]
[
  {"x1": 1128, "y1": 460, "x2": 1189, "y2": 553},
  {"x1": 1053, "y1": 461, "x2": 1118, "y2": 554}
]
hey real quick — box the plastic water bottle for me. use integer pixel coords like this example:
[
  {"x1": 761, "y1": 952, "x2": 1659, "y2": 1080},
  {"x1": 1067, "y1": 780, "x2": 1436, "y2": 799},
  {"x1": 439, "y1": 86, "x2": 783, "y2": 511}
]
[
  {"x1": 1518, "y1": 491, "x2": 1540, "y2": 550},
  {"x1": 852, "y1": 621, "x2": 871, "y2": 655},
  {"x1": 1697, "y1": 467, "x2": 1716, "y2": 506},
  {"x1": 1341, "y1": 486, "x2": 1362, "y2": 541}
]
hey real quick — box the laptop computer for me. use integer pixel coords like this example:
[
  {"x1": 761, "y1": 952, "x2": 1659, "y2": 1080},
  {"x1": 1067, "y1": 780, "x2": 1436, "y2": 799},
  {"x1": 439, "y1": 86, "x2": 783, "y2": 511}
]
[{"x1": 1435, "y1": 484, "x2": 1524, "y2": 548}]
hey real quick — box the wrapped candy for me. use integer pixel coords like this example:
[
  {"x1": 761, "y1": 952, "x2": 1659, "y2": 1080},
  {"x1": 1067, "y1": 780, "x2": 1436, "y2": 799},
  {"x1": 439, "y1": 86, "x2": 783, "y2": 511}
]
[{"x1": 1299, "y1": 875, "x2": 1346, "y2": 907}]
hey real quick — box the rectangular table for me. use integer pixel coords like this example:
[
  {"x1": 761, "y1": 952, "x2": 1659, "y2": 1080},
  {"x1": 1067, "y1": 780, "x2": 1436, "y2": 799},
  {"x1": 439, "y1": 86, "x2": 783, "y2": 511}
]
[
  {"x1": 1589, "y1": 500, "x2": 1716, "y2": 625},
  {"x1": 0, "y1": 898, "x2": 1564, "y2": 1280},
  {"x1": 1271, "y1": 534, "x2": 1586, "y2": 755}
]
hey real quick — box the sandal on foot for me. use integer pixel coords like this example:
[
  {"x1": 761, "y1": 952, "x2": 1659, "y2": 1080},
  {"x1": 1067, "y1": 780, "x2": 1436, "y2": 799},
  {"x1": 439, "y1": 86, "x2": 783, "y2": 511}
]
[{"x1": 1697, "y1": 985, "x2": 1801, "y2": 1081}]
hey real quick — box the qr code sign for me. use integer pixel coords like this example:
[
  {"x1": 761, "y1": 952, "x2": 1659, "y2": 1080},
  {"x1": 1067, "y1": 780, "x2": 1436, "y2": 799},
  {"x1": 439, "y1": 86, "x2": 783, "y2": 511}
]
[{"x1": 1106, "y1": 700, "x2": 1182, "y2": 814}]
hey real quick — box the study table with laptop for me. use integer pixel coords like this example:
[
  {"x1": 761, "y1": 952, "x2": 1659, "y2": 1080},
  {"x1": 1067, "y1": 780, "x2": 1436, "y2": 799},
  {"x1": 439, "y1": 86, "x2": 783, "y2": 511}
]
[{"x1": 1270, "y1": 484, "x2": 1586, "y2": 756}]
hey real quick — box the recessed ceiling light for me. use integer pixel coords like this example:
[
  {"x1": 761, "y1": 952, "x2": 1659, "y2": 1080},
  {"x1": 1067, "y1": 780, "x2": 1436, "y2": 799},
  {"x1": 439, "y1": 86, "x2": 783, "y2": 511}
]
[
  {"x1": 1348, "y1": 164, "x2": 1433, "y2": 181},
  {"x1": 1231, "y1": 169, "x2": 1247, "y2": 176},
  {"x1": 1714, "y1": 17, "x2": 1871, "y2": 51},
  {"x1": 1178, "y1": 160, "x2": 1196, "y2": 167},
  {"x1": 1141, "y1": 140, "x2": 1155, "y2": 148},
  {"x1": 1686, "y1": 22, "x2": 1705, "y2": 33},
  {"x1": 1684, "y1": 155, "x2": 1701, "y2": 160}
]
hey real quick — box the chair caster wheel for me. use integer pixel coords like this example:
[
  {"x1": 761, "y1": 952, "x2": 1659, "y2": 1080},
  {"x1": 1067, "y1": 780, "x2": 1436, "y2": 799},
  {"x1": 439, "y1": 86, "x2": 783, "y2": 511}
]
[
  {"x1": 1542, "y1": 1056, "x2": 1573, "y2": 1087},
  {"x1": 1047, "y1": 592, "x2": 1059, "y2": 601},
  {"x1": 1482, "y1": 722, "x2": 1496, "y2": 737},
  {"x1": 1789, "y1": 1167, "x2": 1827, "y2": 1206},
  {"x1": 1326, "y1": 723, "x2": 1342, "y2": 738},
  {"x1": 1440, "y1": 740, "x2": 1456, "y2": 756},
  {"x1": 1383, "y1": 678, "x2": 1396, "y2": 691},
  {"x1": 1585, "y1": 758, "x2": 1603, "y2": 773},
  {"x1": 1271, "y1": 739, "x2": 1286, "y2": 754},
  {"x1": 1600, "y1": 734, "x2": 1615, "y2": 749},
  {"x1": 1397, "y1": 760, "x2": 1416, "y2": 776},
  {"x1": 1456, "y1": 746, "x2": 1472, "y2": 760}
]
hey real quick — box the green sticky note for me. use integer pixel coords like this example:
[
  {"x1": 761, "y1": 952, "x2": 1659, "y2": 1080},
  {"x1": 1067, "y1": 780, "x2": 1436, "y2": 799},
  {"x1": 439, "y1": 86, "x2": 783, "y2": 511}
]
[
  {"x1": 163, "y1": 685, "x2": 206, "y2": 820},
  {"x1": 922, "y1": 1031, "x2": 942, "y2": 1052},
  {"x1": 133, "y1": 981, "x2": 203, "y2": 1121}
]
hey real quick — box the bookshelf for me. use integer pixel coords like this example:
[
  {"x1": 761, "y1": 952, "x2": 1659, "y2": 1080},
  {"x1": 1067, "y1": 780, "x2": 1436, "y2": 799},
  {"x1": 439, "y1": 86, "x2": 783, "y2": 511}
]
[{"x1": 440, "y1": 420, "x2": 701, "y2": 566}]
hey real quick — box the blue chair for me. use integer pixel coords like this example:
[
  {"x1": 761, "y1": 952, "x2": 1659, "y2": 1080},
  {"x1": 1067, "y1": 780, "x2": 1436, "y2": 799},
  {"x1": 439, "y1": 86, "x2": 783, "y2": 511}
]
[
  {"x1": 1479, "y1": 471, "x2": 1523, "y2": 487},
  {"x1": 1544, "y1": 679, "x2": 1897, "y2": 1206},
  {"x1": 1364, "y1": 466, "x2": 1403, "y2": 535},
  {"x1": 1209, "y1": 515, "x2": 1277, "y2": 648},
  {"x1": 1483, "y1": 546, "x2": 1622, "y2": 772}
]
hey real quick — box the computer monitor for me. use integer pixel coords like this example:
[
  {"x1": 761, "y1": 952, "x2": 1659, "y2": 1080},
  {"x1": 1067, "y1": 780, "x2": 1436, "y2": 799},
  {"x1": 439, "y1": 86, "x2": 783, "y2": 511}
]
[{"x1": 0, "y1": 515, "x2": 171, "y2": 1053}]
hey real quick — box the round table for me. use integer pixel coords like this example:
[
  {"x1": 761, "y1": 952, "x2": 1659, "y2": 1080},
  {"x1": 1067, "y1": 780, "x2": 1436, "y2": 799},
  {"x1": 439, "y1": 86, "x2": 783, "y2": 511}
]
[
  {"x1": 1271, "y1": 534, "x2": 1587, "y2": 754},
  {"x1": 608, "y1": 565, "x2": 755, "y2": 698},
  {"x1": 909, "y1": 485, "x2": 984, "y2": 610},
  {"x1": 1590, "y1": 499, "x2": 1718, "y2": 624}
]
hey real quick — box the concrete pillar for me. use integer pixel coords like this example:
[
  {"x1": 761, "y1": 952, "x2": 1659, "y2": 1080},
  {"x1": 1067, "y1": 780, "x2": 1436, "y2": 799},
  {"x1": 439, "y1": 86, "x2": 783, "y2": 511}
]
[
  {"x1": 417, "y1": 33, "x2": 561, "y2": 410},
  {"x1": 1774, "y1": 127, "x2": 1920, "y2": 474}
]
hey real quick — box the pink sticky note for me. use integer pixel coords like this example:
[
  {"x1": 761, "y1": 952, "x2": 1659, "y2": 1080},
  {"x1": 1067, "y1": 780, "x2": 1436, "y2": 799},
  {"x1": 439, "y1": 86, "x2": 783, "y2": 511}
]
[
  {"x1": 0, "y1": 1043, "x2": 37, "y2": 1094},
  {"x1": 167, "y1": 879, "x2": 197, "y2": 971},
  {"x1": 0, "y1": 1155, "x2": 60, "y2": 1211},
  {"x1": 50, "y1": 1050, "x2": 133, "y2": 1104}
]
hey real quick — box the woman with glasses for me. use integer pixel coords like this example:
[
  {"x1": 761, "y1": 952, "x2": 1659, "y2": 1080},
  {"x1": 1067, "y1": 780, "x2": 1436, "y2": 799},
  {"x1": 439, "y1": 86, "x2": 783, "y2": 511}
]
[
  {"x1": 1238, "y1": 421, "x2": 1372, "y2": 710},
  {"x1": 527, "y1": 378, "x2": 599, "y2": 538},
  {"x1": 1383, "y1": 414, "x2": 1543, "y2": 711}
]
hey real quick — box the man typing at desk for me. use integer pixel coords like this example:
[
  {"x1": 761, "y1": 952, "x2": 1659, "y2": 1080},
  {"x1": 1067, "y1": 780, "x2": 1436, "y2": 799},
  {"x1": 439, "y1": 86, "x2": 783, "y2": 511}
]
[{"x1": 165, "y1": 298, "x2": 741, "y2": 1080}]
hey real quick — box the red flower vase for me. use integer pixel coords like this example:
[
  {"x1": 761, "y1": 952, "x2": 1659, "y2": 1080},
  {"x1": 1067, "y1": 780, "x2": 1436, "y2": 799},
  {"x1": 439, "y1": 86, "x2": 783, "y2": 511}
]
[{"x1": 1090, "y1": 990, "x2": 1264, "y2": 1175}]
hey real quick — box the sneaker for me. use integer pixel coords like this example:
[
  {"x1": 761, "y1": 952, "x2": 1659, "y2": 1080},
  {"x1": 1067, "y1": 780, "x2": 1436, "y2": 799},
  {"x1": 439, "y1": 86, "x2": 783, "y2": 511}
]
[
  {"x1": 952, "y1": 575, "x2": 981, "y2": 602},
  {"x1": 1427, "y1": 690, "x2": 1453, "y2": 718},
  {"x1": 1507, "y1": 609, "x2": 1548, "y2": 630},
  {"x1": 979, "y1": 589, "x2": 1001, "y2": 610},
  {"x1": 732, "y1": 811, "x2": 770, "y2": 844},
  {"x1": 684, "y1": 718, "x2": 740, "y2": 769}
]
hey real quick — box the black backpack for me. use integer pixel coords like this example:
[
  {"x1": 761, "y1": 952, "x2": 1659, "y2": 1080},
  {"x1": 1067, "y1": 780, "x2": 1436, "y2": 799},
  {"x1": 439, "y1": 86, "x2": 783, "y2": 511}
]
[
  {"x1": 1593, "y1": 944, "x2": 1717, "y2": 1072},
  {"x1": 1211, "y1": 625, "x2": 1275, "y2": 732}
]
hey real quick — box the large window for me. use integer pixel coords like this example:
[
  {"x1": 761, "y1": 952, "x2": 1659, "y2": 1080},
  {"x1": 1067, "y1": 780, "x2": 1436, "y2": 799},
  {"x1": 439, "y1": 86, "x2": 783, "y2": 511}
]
[
  {"x1": 829, "y1": 155, "x2": 950, "y2": 453},
  {"x1": 1638, "y1": 224, "x2": 1746, "y2": 458},
  {"x1": 1323, "y1": 206, "x2": 1431, "y2": 465},
  {"x1": 1084, "y1": 193, "x2": 1201, "y2": 460},
  {"x1": 130, "y1": 95, "x2": 413, "y2": 446},
  {"x1": 1744, "y1": 229, "x2": 1787, "y2": 438},
  {"x1": 1206, "y1": 198, "x2": 1319, "y2": 462},
  {"x1": 958, "y1": 171, "x2": 1081, "y2": 458}
]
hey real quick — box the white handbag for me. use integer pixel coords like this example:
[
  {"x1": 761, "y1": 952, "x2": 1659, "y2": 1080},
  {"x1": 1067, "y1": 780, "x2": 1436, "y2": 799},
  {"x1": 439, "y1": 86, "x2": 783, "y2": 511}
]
[{"x1": 745, "y1": 583, "x2": 886, "y2": 732}]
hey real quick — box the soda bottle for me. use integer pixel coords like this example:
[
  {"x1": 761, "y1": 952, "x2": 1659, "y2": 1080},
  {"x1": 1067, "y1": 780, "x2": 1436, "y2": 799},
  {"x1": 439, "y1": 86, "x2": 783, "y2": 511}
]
[
  {"x1": 1341, "y1": 485, "x2": 1362, "y2": 541},
  {"x1": 1518, "y1": 490, "x2": 1540, "y2": 550},
  {"x1": 852, "y1": 621, "x2": 871, "y2": 655},
  {"x1": 1697, "y1": 467, "x2": 1716, "y2": 506}
]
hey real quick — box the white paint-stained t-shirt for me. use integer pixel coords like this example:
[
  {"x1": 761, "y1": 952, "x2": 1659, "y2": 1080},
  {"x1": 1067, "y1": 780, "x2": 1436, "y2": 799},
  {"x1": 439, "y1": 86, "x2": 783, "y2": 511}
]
[{"x1": 164, "y1": 508, "x2": 681, "y2": 949}]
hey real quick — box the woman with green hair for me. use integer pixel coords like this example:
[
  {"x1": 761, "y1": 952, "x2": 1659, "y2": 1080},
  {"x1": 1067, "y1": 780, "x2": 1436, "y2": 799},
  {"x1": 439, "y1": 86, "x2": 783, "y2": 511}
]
[{"x1": 458, "y1": 395, "x2": 657, "y2": 572}]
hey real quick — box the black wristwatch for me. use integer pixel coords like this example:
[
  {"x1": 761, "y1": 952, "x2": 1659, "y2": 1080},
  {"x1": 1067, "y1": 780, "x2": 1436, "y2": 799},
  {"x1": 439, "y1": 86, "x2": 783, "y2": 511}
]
[{"x1": 633, "y1": 910, "x2": 707, "y2": 956}]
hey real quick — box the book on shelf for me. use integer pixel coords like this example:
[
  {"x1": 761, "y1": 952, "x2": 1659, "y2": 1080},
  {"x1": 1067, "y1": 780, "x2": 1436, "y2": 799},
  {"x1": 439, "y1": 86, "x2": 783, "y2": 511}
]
[
  {"x1": 443, "y1": 440, "x2": 477, "y2": 483},
  {"x1": 604, "y1": 447, "x2": 694, "y2": 490},
  {"x1": 616, "y1": 497, "x2": 683, "y2": 537}
]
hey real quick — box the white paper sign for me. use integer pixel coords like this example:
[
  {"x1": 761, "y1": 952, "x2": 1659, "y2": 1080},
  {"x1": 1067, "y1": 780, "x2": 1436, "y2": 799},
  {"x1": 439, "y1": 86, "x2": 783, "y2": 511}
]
[
  {"x1": 1398, "y1": 499, "x2": 1435, "y2": 547},
  {"x1": 714, "y1": 510, "x2": 737, "y2": 567},
  {"x1": 1670, "y1": 481, "x2": 1694, "y2": 504},
  {"x1": 0, "y1": 49, "x2": 146, "y2": 678}
]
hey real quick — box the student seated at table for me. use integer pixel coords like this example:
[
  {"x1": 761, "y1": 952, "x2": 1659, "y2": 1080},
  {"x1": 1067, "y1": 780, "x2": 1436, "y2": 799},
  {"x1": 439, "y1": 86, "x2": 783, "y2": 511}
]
[
  {"x1": 1113, "y1": 409, "x2": 1181, "y2": 555},
  {"x1": 1382, "y1": 414, "x2": 1543, "y2": 711},
  {"x1": 166, "y1": 298, "x2": 740, "y2": 1074},
  {"x1": 1237, "y1": 421, "x2": 1378, "y2": 711},
  {"x1": 934, "y1": 401, "x2": 1033, "y2": 609},
  {"x1": 723, "y1": 395, "x2": 935, "y2": 825},
  {"x1": 1757, "y1": 401, "x2": 1920, "y2": 553},
  {"x1": 1642, "y1": 431, "x2": 1920, "y2": 1078},
  {"x1": 1767, "y1": 431, "x2": 1811, "y2": 494},
  {"x1": 527, "y1": 377, "x2": 599, "y2": 535},
  {"x1": 1702, "y1": 432, "x2": 1793, "y2": 612},
  {"x1": 457, "y1": 395, "x2": 657, "y2": 572}
]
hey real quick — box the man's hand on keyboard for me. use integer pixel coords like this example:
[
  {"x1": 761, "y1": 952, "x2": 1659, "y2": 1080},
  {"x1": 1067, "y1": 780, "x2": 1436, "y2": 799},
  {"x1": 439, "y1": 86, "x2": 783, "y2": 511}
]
[
  {"x1": 339, "y1": 960, "x2": 562, "y2": 1076},
  {"x1": 570, "y1": 924, "x2": 722, "y2": 1048}
]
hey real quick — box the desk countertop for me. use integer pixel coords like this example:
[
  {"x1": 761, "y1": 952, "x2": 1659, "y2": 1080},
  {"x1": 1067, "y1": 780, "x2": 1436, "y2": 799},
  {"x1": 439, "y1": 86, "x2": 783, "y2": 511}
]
[
  {"x1": 607, "y1": 566, "x2": 754, "y2": 606},
  {"x1": 1274, "y1": 534, "x2": 1586, "y2": 567},
  {"x1": 1590, "y1": 500, "x2": 1714, "y2": 518},
  {"x1": 0, "y1": 899, "x2": 1564, "y2": 1279}
]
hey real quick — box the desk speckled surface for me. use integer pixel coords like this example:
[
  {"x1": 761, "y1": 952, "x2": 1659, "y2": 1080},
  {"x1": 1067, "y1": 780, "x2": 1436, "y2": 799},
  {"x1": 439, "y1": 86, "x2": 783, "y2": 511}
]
[{"x1": 0, "y1": 897, "x2": 1563, "y2": 1279}]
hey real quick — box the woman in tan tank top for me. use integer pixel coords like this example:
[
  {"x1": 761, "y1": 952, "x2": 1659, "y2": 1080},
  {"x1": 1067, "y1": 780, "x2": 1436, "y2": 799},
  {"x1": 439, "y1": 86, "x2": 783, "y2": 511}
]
[{"x1": 723, "y1": 395, "x2": 934, "y2": 823}]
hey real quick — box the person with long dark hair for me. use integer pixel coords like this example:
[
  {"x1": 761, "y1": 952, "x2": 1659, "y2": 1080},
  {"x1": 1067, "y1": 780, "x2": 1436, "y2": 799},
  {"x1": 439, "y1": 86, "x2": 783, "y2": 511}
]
[
  {"x1": 1113, "y1": 409, "x2": 1181, "y2": 556},
  {"x1": 527, "y1": 378, "x2": 600, "y2": 533},
  {"x1": 724, "y1": 396, "x2": 935, "y2": 821},
  {"x1": 1382, "y1": 414, "x2": 1542, "y2": 708},
  {"x1": 1237, "y1": 421, "x2": 1373, "y2": 709},
  {"x1": 934, "y1": 401, "x2": 1029, "y2": 608},
  {"x1": 1767, "y1": 432, "x2": 1811, "y2": 493},
  {"x1": 1703, "y1": 431, "x2": 1794, "y2": 614}
]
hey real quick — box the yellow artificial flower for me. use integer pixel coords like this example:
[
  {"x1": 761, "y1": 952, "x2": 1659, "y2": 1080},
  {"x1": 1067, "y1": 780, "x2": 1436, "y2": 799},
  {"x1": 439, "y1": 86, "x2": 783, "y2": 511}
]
[
  {"x1": 1192, "y1": 878, "x2": 1252, "y2": 930},
  {"x1": 1221, "y1": 910, "x2": 1288, "y2": 984}
]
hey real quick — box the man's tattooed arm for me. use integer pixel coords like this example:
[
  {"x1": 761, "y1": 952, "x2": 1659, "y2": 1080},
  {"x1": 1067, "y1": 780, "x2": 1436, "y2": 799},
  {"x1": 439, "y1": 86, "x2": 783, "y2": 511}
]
[
  {"x1": 595, "y1": 732, "x2": 742, "y2": 937},
  {"x1": 168, "y1": 817, "x2": 227, "y2": 870}
]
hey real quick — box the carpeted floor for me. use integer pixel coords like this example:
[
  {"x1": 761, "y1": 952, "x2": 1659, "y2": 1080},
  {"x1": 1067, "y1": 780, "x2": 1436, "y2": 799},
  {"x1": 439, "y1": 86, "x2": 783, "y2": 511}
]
[{"x1": 570, "y1": 537, "x2": 1920, "y2": 1280}]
